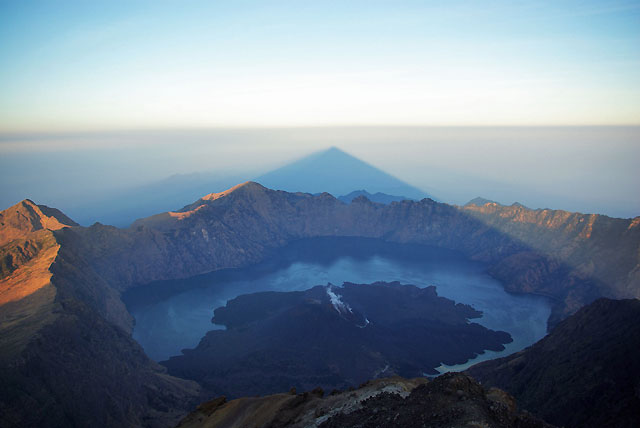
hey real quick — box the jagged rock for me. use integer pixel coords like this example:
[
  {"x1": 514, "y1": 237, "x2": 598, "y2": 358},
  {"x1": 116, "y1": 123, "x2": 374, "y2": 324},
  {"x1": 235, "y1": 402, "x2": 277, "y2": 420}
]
[{"x1": 176, "y1": 373, "x2": 555, "y2": 428}]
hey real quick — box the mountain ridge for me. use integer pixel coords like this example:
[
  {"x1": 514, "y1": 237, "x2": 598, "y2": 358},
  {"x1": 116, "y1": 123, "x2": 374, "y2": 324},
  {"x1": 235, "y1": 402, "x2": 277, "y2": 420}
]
[
  {"x1": 1, "y1": 182, "x2": 639, "y2": 426},
  {"x1": 176, "y1": 372, "x2": 555, "y2": 428},
  {"x1": 48, "y1": 180, "x2": 639, "y2": 334}
]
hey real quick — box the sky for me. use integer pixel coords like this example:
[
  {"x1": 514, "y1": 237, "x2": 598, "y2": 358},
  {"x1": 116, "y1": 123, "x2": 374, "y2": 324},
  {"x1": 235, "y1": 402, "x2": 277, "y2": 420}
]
[
  {"x1": 0, "y1": 1, "x2": 639, "y2": 220},
  {"x1": 1, "y1": 0, "x2": 639, "y2": 131}
]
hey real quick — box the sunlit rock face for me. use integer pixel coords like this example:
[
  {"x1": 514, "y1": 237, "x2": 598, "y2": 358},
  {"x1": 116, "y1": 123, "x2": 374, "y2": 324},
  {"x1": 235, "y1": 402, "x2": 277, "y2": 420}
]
[{"x1": 0, "y1": 199, "x2": 78, "y2": 306}]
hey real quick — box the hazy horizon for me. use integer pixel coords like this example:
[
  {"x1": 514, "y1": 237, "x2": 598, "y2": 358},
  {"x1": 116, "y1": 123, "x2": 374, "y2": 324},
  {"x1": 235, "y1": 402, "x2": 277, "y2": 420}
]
[{"x1": 1, "y1": 126, "x2": 638, "y2": 222}]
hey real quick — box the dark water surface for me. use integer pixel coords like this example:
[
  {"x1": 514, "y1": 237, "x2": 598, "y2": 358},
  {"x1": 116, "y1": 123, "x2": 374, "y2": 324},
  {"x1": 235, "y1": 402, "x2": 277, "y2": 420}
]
[{"x1": 124, "y1": 238, "x2": 551, "y2": 369}]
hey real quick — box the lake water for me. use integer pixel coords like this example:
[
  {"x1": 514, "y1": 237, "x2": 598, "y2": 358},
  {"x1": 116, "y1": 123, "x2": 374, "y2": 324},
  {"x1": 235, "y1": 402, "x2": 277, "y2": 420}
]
[{"x1": 125, "y1": 238, "x2": 551, "y2": 369}]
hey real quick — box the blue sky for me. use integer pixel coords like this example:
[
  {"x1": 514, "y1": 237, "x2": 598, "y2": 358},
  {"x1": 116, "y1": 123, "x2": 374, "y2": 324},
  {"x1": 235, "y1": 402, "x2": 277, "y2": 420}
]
[{"x1": 1, "y1": 0, "x2": 639, "y2": 131}]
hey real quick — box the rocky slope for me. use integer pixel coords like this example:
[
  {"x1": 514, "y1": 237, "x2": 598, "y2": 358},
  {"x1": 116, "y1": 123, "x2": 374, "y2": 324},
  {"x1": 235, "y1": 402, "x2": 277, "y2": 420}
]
[
  {"x1": 0, "y1": 200, "x2": 77, "y2": 362},
  {"x1": 462, "y1": 200, "x2": 640, "y2": 321},
  {"x1": 467, "y1": 298, "x2": 640, "y2": 428},
  {"x1": 0, "y1": 201, "x2": 201, "y2": 428},
  {"x1": 162, "y1": 282, "x2": 511, "y2": 397},
  {"x1": 176, "y1": 372, "x2": 555, "y2": 428}
]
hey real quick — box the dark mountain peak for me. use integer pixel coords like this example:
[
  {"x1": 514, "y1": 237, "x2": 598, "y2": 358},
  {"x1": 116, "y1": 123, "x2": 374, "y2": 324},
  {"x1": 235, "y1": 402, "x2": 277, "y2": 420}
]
[
  {"x1": 465, "y1": 197, "x2": 499, "y2": 207},
  {"x1": 339, "y1": 189, "x2": 410, "y2": 205},
  {"x1": 256, "y1": 147, "x2": 431, "y2": 200}
]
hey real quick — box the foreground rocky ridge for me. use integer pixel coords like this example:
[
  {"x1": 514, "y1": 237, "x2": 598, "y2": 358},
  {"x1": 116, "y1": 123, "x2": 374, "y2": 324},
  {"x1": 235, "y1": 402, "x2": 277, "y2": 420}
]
[
  {"x1": 1, "y1": 182, "x2": 639, "y2": 426},
  {"x1": 467, "y1": 298, "x2": 640, "y2": 428},
  {"x1": 176, "y1": 372, "x2": 555, "y2": 428}
]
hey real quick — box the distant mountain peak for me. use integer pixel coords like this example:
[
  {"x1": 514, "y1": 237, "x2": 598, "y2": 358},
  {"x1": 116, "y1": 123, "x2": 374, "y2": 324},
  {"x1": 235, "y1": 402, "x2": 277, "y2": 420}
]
[
  {"x1": 338, "y1": 190, "x2": 411, "y2": 205},
  {"x1": 201, "y1": 181, "x2": 265, "y2": 202},
  {"x1": 464, "y1": 197, "x2": 530, "y2": 210},
  {"x1": 256, "y1": 147, "x2": 431, "y2": 200},
  {"x1": 465, "y1": 197, "x2": 499, "y2": 207}
]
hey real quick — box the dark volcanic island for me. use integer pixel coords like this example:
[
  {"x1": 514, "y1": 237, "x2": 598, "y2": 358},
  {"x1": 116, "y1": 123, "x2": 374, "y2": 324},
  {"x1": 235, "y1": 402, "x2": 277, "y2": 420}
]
[{"x1": 162, "y1": 281, "x2": 512, "y2": 397}]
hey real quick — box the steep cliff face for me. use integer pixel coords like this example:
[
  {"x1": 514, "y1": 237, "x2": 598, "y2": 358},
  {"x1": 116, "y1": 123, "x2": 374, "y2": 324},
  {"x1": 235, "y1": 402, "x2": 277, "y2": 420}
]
[
  {"x1": 462, "y1": 201, "x2": 640, "y2": 321},
  {"x1": 467, "y1": 298, "x2": 640, "y2": 428}
]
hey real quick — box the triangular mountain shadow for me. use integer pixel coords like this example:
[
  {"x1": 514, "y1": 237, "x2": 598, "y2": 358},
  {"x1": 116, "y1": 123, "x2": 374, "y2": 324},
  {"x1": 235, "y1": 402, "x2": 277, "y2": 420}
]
[
  {"x1": 62, "y1": 147, "x2": 430, "y2": 227},
  {"x1": 63, "y1": 172, "x2": 247, "y2": 227},
  {"x1": 256, "y1": 147, "x2": 432, "y2": 200}
]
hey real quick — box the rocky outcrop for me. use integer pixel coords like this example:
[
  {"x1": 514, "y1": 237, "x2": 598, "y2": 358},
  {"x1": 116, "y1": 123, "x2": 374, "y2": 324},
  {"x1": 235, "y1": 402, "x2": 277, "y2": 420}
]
[
  {"x1": 467, "y1": 298, "x2": 640, "y2": 428},
  {"x1": 176, "y1": 373, "x2": 555, "y2": 428}
]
